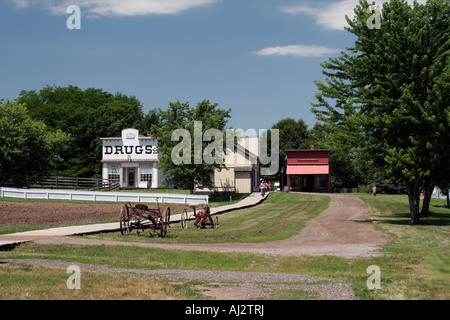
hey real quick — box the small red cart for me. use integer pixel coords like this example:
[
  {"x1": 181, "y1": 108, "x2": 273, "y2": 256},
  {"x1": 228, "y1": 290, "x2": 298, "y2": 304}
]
[{"x1": 181, "y1": 205, "x2": 218, "y2": 229}]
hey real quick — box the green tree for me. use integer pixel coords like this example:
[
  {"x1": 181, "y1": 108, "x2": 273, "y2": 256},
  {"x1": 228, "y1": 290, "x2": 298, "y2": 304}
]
[
  {"x1": 86, "y1": 93, "x2": 144, "y2": 175},
  {"x1": 263, "y1": 118, "x2": 310, "y2": 182},
  {"x1": 0, "y1": 100, "x2": 69, "y2": 186},
  {"x1": 151, "y1": 100, "x2": 231, "y2": 193},
  {"x1": 18, "y1": 85, "x2": 144, "y2": 177},
  {"x1": 309, "y1": 123, "x2": 362, "y2": 189},
  {"x1": 311, "y1": 0, "x2": 450, "y2": 224},
  {"x1": 141, "y1": 109, "x2": 159, "y2": 136}
]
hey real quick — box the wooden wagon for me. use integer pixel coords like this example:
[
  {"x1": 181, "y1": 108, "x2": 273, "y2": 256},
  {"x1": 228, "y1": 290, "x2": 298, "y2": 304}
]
[{"x1": 119, "y1": 202, "x2": 170, "y2": 237}]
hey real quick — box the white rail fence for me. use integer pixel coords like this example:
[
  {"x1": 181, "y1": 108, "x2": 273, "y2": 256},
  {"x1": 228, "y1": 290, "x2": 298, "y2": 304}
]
[
  {"x1": 0, "y1": 187, "x2": 209, "y2": 205},
  {"x1": 432, "y1": 187, "x2": 449, "y2": 200}
]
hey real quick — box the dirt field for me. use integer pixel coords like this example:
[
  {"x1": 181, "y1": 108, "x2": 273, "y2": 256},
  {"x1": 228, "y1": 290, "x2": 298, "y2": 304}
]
[{"x1": 0, "y1": 201, "x2": 188, "y2": 227}]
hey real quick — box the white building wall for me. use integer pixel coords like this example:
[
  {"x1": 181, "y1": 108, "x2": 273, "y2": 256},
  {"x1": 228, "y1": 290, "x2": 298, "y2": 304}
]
[{"x1": 101, "y1": 129, "x2": 161, "y2": 189}]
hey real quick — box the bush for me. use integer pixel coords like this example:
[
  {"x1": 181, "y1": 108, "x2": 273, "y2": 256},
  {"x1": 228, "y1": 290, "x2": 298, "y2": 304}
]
[{"x1": 358, "y1": 184, "x2": 371, "y2": 194}]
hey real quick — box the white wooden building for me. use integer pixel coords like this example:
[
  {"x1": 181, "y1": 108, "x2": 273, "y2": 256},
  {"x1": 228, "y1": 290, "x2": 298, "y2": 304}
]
[{"x1": 101, "y1": 128, "x2": 161, "y2": 189}]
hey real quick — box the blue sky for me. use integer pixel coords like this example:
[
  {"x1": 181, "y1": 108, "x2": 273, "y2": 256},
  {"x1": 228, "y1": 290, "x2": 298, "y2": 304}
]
[{"x1": 0, "y1": 0, "x2": 416, "y2": 132}]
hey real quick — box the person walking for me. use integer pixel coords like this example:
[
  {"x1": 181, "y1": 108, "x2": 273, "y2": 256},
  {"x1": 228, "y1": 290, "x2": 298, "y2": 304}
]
[
  {"x1": 260, "y1": 179, "x2": 266, "y2": 197},
  {"x1": 372, "y1": 185, "x2": 377, "y2": 197}
]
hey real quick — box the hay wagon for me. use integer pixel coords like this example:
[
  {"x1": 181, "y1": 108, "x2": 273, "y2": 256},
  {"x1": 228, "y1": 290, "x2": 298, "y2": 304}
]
[{"x1": 119, "y1": 202, "x2": 170, "y2": 237}]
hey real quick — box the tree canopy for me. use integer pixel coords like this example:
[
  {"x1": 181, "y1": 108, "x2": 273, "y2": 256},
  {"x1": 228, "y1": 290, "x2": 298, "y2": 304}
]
[
  {"x1": 262, "y1": 118, "x2": 310, "y2": 182},
  {"x1": 0, "y1": 100, "x2": 69, "y2": 186},
  {"x1": 18, "y1": 85, "x2": 146, "y2": 177},
  {"x1": 150, "y1": 100, "x2": 232, "y2": 192}
]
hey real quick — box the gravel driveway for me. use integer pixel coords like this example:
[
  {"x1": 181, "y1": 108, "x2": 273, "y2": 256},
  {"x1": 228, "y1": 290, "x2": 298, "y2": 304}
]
[{"x1": 0, "y1": 258, "x2": 355, "y2": 300}]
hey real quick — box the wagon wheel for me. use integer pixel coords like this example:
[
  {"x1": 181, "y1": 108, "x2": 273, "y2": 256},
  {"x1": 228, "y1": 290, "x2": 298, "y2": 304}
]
[
  {"x1": 160, "y1": 207, "x2": 171, "y2": 237},
  {"x1": 119, "y1": 204, "x2": 131, "y2": 235},
  {"x1": 213, "y1": 216, "x2": 219, "y2": 229},
  {"x1": 181, "y1": 209, "x2": 188, "y2": 229}
]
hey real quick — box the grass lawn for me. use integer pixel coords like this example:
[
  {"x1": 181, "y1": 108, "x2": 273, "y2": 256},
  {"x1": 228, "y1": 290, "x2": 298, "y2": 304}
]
[
  {"x1": 0, "y1": 193, "x2": 448, "y2": 300},
  {"x1": 358, "y1": 194, "x2": 449, "y2": 299}
]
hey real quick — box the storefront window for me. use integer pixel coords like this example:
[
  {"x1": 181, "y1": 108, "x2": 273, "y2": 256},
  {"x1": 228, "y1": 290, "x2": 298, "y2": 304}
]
[
  {"x1": 140, "y1": 164, "x2": 153, "y2": 184},
  {"x1": 108, "y1": 165, "x2": 120, "y2": 183},
  {"x1": 315, "y1": 175, "x2": 327, "y2": 189}
]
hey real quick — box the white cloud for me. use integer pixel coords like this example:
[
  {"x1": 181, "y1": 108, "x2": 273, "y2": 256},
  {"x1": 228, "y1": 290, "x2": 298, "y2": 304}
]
[
  {"x1": 12, "y1": 0, "x2": 217, "y2": 17},
  {"x1": 280, "y1": 0, "x2": 427, "y2": 31},
  {"x1": 254, "y1": 45, "x2": 340, "y2": 58},
  {"x1": 11, "y1": 0, "x2": 30, "y2": 8}
]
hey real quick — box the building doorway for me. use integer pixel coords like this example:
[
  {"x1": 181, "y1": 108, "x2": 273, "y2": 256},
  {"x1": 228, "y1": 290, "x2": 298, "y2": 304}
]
[
  {"x1": 302, "y1": 175, "x2": 314, "y2": 192},
  {"x1": 128, "y1": 168, "x2": 135, "y2": 188},
  {"x1": 290, "y1": 175, "x2": 301, "y2": 191}
]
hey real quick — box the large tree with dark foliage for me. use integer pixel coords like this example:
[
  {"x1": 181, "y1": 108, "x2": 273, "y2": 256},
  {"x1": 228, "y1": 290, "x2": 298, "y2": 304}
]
[{"x1": 311, "y1": 0, "x2": 449, "y2": 224}]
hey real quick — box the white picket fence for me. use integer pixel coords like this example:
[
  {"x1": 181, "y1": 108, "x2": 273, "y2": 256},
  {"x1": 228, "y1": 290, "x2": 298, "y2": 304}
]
[{"x1": 0, "y1": 187, "x2": 208, "y2": 205}]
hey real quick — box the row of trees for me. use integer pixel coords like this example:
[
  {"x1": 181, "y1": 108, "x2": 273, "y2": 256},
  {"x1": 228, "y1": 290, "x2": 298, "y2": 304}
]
[
  {"x1": 1, "y1": 91, "x2": 388, "y2": 193},
  {"x1": 0, "y1": 90, "x2": 232, "y2": 192},
  {"x1": 264, "y1": 118, "x2": 407, "y2": 193},
  {"x1": 264, "y1": 0, "x2": 449, "y2": 225},
  {"x1": 17, "y1": 86, "x2": 145, "y2": 177}
]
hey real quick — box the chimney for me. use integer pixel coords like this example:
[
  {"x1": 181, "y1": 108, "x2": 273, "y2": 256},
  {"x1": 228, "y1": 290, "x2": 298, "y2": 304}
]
[{"x1": 310, "y1": 144, "x2": 315, "y2": 150}]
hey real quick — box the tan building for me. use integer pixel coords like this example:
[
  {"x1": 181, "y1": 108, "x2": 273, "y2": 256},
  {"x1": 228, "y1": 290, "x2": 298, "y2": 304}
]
[{"x1": 196, "y1": 136, "x2": 260, "y2": 194}]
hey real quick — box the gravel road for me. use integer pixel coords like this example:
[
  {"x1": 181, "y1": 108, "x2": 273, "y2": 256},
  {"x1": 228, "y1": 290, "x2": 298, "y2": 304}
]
[{"x1": 0, "y1": 258, "x2": 355, "y2": 300}]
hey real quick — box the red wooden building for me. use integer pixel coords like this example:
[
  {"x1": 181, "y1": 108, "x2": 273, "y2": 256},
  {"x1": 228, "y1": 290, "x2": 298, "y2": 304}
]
[{"x1": 286, "y1": 145, "x2": 330, "y2": 192}]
